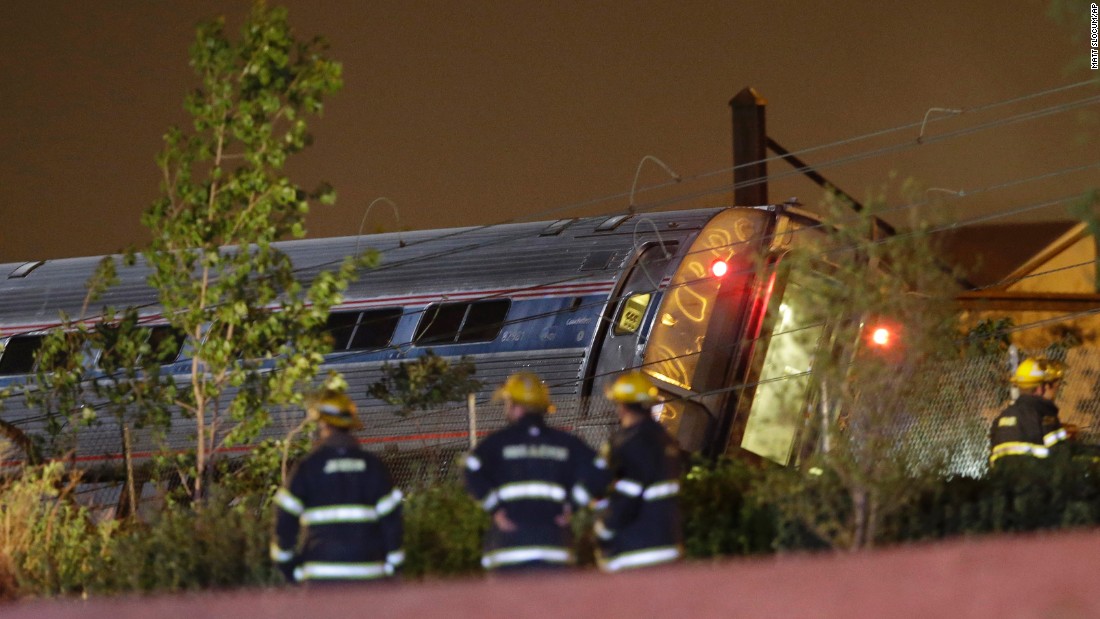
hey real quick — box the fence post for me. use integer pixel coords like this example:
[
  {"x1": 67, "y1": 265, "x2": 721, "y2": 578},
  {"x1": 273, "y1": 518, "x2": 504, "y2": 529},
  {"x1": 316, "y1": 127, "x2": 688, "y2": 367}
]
[
  {"x1": 467, "y1": 393, "x2": 478, "y2": 449},
  {"x1": 123, "y1": 423, "x2": 137, "y2": 518}
]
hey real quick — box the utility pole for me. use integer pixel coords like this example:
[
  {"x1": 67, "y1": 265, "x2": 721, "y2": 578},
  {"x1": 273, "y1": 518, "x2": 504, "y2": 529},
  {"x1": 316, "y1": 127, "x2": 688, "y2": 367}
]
[
  {"x1": 731, "y1": 85, "x2": 896, "y2": 237},
  {"x1": 730, "y1": 87, "x2": 768, "y2": 206},
  {"x1": 732, "y1": 86, "x2": 976, "y2": 292}
]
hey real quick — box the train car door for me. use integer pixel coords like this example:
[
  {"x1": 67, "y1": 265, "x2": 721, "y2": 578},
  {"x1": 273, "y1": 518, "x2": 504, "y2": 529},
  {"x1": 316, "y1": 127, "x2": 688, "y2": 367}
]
[
  {"x1": 728, "y1": 264, "x2": 828, "y2": 465},
  {"x1": 721, "y1": 213, "x2": 843, "y2": 465},
  {"x1": 586, "y1": 242, "x2": 679, "y2": 407}
]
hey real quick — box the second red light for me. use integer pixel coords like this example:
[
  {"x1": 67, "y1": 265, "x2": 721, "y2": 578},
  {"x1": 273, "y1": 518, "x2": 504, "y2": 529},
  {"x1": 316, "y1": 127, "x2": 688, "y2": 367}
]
[{"x1": 871, "y1": 327, "x2": 891, "y2": 346}]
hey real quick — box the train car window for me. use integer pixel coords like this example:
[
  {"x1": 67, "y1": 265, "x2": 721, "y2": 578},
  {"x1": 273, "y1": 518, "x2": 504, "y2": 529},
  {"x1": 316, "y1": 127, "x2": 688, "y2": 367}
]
[
  {"x1": 96, "y1": 325, "x2": 130, "y2": 369},
  {"x1": 0, "y1": 335, "x2": 44, "y2": 375},
  {"x1": 653, "y1": 396, "x2": 712, "y2": 453},
  {"x1": 8, "y1": 261, "x2": 44, "y2": 278},
  {"x1": 581, "y1": 250, "x2": 616, "y2": 271},
  {"x1": 608, "y1": 243, "x2": 677, "y2": 337},
  {"x1": 540, "y1": 219, "x2": 576, "y2": 236},
  {"x1": 613, "y1": 293, "x2": 652, "y2": 336},
  {"x1": 147, "y1": 326, "x2": 185, "y2": 364},
  {"x1": 415, "y1": 300, "x2": 510, "y2": 345},
  {"x1": 415, "y1": 303, "x2": 468, "y2": 344},
  {"x1": 98, "y1": 325, "x2": 185, "y2": 368},
  {"x1": 325, "y1": 312, "x2": 361, "y2": 350},
  {"x1": 348, "y1": 308, "x2": 402, "y2": 350},
  {"x1": 458, "y1": 300, "x2": 510, "y2": 343},
  {"x1": 595, "y1": 214, "x2": 631, "y2": 232}
]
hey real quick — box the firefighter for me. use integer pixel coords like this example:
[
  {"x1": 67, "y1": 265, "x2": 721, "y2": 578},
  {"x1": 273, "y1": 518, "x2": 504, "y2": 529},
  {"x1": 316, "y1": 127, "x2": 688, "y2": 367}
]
[
  {"x1": 464, "y1": 372, "x2": 608, "y2": 572},
  {"x1": 271, "y1": 390, "x2": 404, "y2": 584},
  {"x1": 594, "y1": 370, "x2": 683, "y2": 572},
  {"x1": 989, "y1": 357, "x2": 1071, "y2": 467}
]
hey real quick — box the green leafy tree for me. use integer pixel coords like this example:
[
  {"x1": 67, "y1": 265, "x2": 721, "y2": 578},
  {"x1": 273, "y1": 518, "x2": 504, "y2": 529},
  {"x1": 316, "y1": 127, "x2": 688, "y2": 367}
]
[
  {"x1": 137, "y1": 2, "x2": 370, "y2": 499},
  {"x1": 21, "y1": 258, "x2": 178, "y2": 481},
  {"x1": 368, "y1": 351, "x2": 481, "y2": 417},
  {"x1": 368, "y1": 352, "x2": 481, "y2": 485},
  {"x1": 962, "y1": 317, "x2": 1015, "y2": 358},
  {"x1": 754, "y1": 181, "x2": 968, "y2": 550}
]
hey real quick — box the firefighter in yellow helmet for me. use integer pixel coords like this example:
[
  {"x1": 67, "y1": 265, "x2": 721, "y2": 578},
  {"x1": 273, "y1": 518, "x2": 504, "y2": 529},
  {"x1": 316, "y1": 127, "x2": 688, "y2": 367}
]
[
  {"x1": 594, "y1": 370, "x2": 684, "y2": 572},
  {"x1": 989, "y1": 357, "x2": 1071, "y2": 467},
  {"x1": 463, "y1": 372, "x2": 608, "y2": 572},
  {"x1": 271, "y1": 390, "x2": 404, "y2": 585}
]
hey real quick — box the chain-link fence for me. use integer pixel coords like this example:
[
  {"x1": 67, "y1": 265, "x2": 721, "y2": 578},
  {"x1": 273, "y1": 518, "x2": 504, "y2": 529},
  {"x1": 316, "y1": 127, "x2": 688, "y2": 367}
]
[
  {"x1": 890, "y1": 347, "x2": 1100, "y2": 478},
  {"x1": 354, "y1": 398, "x2": 621, "y2": 491},
  {"x1": 18, "y1": 347, "x2": 1100, "y2": 514},
  {"x1": 34, "y1": 397, "x2": 622, "y2": 518}
]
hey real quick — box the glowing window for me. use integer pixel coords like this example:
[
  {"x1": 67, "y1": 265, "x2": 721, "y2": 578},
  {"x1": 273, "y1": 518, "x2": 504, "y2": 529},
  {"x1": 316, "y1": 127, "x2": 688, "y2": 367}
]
[{"x1": 613, "y1": 293, "x2": 652, "y2": 336}]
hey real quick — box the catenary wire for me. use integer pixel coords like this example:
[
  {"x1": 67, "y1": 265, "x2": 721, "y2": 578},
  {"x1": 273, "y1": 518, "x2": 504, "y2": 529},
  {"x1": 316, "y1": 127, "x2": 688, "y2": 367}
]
[
  {"x1": 2, "y1": 84, "x2": 1099, "y2": 431},
  {"x1": 2, "y1": 172, "x2": 1097, "y2": 423},
  {"x1": 3, "y1": 80, "x2": 1095, "y2": 343}
]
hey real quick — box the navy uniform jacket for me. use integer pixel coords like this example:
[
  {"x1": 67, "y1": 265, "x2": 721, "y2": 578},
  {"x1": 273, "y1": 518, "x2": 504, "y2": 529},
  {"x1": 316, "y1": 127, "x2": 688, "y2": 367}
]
[
  {"x1": 464, "y1": 413, "x2": 609, "y2": 570},
  {"x1": 595, "y1": 416, "x2": 683, "y2": 572},
  {"x1": 989, "y1": 394, "x2": 1068, "y2": 465},
  {"x1": 272, "y1": 432, "x2": 404, "y2": 582}
]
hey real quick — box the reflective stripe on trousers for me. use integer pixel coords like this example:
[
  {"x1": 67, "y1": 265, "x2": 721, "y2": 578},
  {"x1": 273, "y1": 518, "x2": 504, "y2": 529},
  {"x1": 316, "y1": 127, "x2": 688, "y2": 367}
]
[
  {"x1": 603, "y1": 546, "x2": 682, "y2": 572},
  {"x1": 482, "y1": 546, "x2": 573, "y2": 569},
  {"x1": 614, "y1": 479, "x2": 680, "y2": 500},
  {"x1": 295, "y1": 561, "x2": 393, "y2": 581}
]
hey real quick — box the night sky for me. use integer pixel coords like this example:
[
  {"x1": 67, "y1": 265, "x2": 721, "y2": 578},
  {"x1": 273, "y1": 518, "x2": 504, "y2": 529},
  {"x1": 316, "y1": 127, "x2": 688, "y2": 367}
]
[{"x1": 1, "y1": 1, "x2": 1096, "y2": 264}]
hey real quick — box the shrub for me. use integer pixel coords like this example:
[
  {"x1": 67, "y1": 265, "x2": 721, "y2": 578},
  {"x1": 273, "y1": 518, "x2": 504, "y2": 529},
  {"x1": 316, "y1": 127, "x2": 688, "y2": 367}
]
[
  {"x1": 886, "y1": 454, "x2": 1100, "y2": 541},
  {"x1": 402, "y1": 481, "x2": 487, "y2": 578},
  {"x1": 0, "y1": 463, "x2": 112, "y2": 598},
  {"x1": 94, "y1": 490, "x2": 276, "y2": 593},
  {"x1": 680, "y1": 458, "x2": 776, "y2": 557}
]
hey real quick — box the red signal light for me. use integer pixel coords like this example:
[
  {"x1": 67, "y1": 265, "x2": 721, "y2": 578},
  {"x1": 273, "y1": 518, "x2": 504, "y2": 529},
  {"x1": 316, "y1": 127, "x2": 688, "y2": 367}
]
[
  {"x1": 710, "y1": 260, "x2": 729, "y2": 278},
  {"x1": 870, "y1": 327, "x2": 891, "y2": 347}
]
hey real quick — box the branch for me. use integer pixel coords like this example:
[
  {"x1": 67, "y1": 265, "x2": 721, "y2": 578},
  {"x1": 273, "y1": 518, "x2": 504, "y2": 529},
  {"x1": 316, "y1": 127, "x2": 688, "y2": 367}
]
[{"x1": 0, "y1": 417, "x2": 41, "y2": 464}]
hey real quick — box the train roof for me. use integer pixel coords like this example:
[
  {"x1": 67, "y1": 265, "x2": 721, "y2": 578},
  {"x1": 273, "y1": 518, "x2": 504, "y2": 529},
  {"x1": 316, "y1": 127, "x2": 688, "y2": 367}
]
[{"x1": 0, "y1": 206, "x2": 778, "y2": 332}]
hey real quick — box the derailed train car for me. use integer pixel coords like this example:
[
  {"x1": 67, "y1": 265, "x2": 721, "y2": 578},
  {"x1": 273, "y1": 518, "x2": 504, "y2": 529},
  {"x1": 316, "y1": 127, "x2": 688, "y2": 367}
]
[{"x1": 0, "y1": 204, "x2": 829, "y2": 468}]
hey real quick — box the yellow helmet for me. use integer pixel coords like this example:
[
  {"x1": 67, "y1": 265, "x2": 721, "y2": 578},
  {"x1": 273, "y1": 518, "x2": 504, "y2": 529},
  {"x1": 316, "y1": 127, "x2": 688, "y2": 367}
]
[
  {"x1": 492, "y1": 372, "x2": 553, "y2": 411},
  {"x1": 1011, "y1": 357, "x2": 1066, "y2": 388},
  {"x1": 605, "y1": 370, "x2": 659, "y2": 405},
  {"x1": 306, "y1": 390, "x2": 362, "y2": 430}
]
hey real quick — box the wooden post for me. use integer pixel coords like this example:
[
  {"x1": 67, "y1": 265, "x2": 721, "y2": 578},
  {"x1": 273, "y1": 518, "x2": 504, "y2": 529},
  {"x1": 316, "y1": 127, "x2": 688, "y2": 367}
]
[
  {"x1": 467, "y1": 393, "x2": 478, "y2": 450},
  {"x1": 123, "y1": 424, "x2": 137, "y2": 518},
  {"x1": 730, "y1": 87, "x2": 768, "y2": 206}
]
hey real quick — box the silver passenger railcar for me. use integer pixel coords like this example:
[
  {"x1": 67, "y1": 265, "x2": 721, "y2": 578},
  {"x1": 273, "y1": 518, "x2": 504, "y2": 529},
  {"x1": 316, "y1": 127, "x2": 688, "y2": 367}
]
[{"x1": 0, "y1": 204, "x2": 826, "y2": 468}]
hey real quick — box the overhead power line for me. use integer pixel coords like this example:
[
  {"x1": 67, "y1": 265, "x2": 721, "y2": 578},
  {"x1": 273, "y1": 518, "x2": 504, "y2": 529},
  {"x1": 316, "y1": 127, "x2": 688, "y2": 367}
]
[{"x1": 3, "y1": 81, "x2": 1099, "y2": 430}]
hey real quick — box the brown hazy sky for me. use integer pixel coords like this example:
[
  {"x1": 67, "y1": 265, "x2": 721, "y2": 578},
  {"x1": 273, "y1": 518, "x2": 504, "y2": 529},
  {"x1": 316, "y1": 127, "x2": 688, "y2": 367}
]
[{"x1": 1, "y1": 1, "x2": 1097, "y2": 264}]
